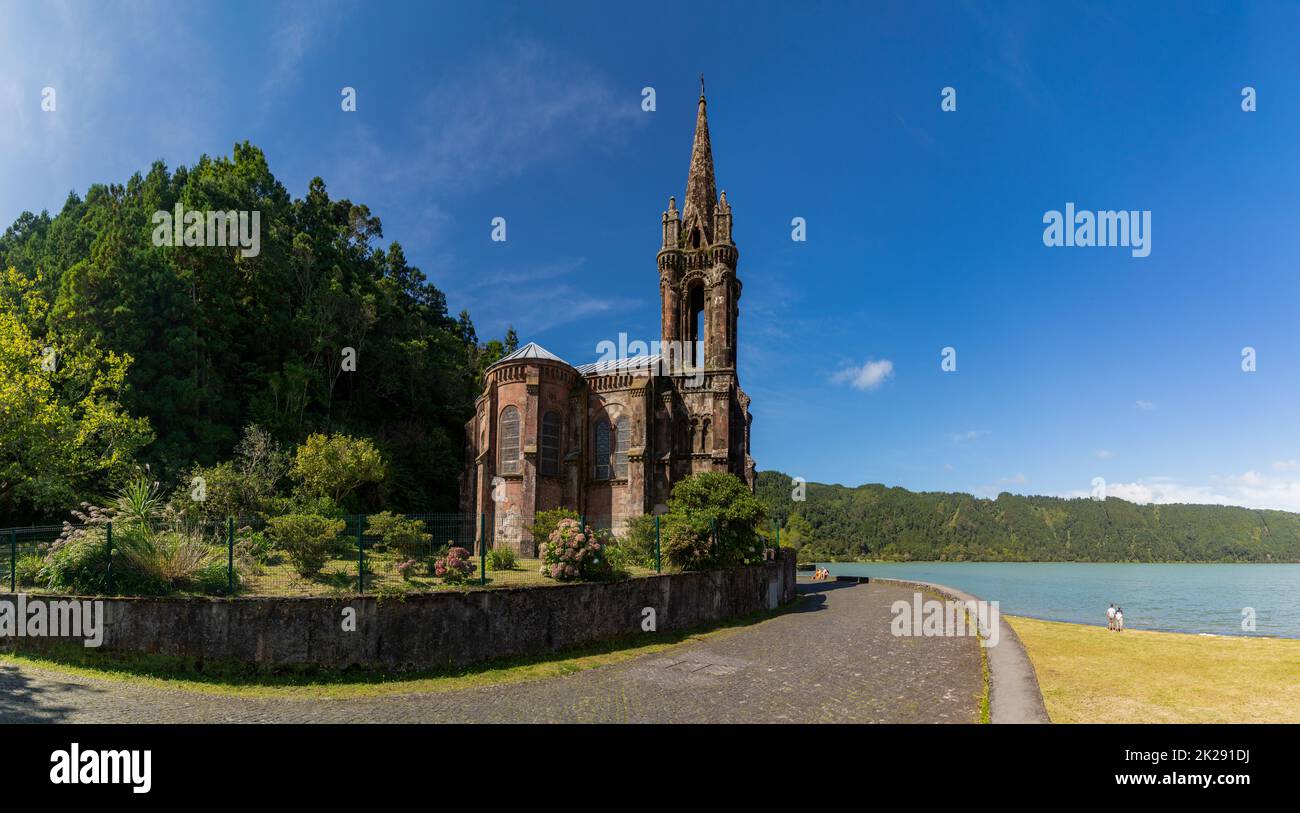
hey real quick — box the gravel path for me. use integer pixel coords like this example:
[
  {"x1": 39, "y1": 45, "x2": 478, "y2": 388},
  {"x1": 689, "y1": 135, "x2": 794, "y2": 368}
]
[{"x1": 0, "y1": 581, "x2": 983, "y2": 723}]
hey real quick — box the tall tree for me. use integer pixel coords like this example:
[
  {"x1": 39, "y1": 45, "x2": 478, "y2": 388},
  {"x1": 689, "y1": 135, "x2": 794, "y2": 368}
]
[{"x1": 0, "y1": 267, "x2": 153, "y2": 522}]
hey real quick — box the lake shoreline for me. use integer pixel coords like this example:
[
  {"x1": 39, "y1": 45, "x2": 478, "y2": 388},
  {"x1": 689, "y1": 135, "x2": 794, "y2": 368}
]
[
  {"x1": 816, "y1": 558, "x2": 1300, "y2": 565},
  {"x1": 820, "y1": 560, "x2": 1300, "y2": 639}
]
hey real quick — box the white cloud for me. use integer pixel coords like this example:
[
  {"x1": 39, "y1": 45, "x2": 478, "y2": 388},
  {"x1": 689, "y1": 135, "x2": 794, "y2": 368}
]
[
  {"x1": 259, "y1": 1, "x2": 350, "y2": 102},
  {"x1": 450, "y1": 258, "x2": 637, "y2": 336},
  {"x1": 1135, "y1": 400, "x2": 1156, "y2": 411},
  {"x1": 968, "y1": 471, "x2": 1028, "y2": 497},
  {"x1": 949, "y1": 429, "x2": 989, "y2": 444},
  {"x1": 831, "y1": 359, "x2": 894, "y2": 391},
  {"x1": 1272, "y1": 460, "x2": 1300, "y2": 471},
  {"x1": 1065, "y1": 469, "x2": 1300, "y2": 513},
  {"x1": 390, "y1": 39, "x2": 640, "y2": 195},
  {"x1": 1095, "y1": 448, "x2": 1114, "y2": 459}
]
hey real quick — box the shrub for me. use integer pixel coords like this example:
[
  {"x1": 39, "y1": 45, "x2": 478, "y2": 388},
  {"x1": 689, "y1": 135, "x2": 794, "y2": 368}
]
[
  {"x1": 366, "y1": 512, "x2": 432, "y2": 559},
  {"x1": 168, "y1": 426, "x2": 288, "y2": 525},
  {"x1": 290, "y1": 433, "x2": 386, "y2": 507},
  {"x1": 117, "y1": 529, "x2": 223, "y2": 593},
  {"x1": 619, "y1": 514, "x2": 660, "y2": 570},
  {"x1": 433, "y1": 547, "x2": 475, "y2": 584},
  {"x1": 267, "y1": 514, "x2": 347, "y2": 578},
  {"x1": 113, "y1": 477, "x2": 164, "y2": 527},
  {"x1": 539, "y1": 519, "x2": 615, "y2": 581},
  {"x1": 14, "y1": 553, "x2": 47, "y2": 588},
  {"x1": 375, "y1": 582, "x2": 409, "y2": 601},
  {"x1": 238, "y1": 530, "x2": 275, "y2": 564},
  {"x1": 660, "y1": 472, "x2": 768, "y2": 571},
  {"x1": 662, "y1": 523, "x2": 713, "y2": 572},
  {"x1": 192, "y1": 557, "x2": 238, "y2": 594},
  {"x1": 486, "y1": 545, "x2": 517, "y2": 571},
  {"x1": 42, "y1": 528, "x2": 165, "y2": 596},
  {"x1": 396, "y1": 559, "x2": 419, "y2": 582},
  {"x1": 529, "y1": 507, "x2": 579, "y2": 554}
]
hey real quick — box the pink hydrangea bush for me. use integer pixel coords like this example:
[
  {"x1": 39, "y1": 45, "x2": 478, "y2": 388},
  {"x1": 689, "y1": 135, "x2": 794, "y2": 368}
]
[
  {"x1": 433, "y1": 546, "x2": 475, "y2": 584},
  {"x1": 396, "y1": 558, "x2": 419, "y2": 582},
  {"x1": 538, "y1": 518, "x2": 615, "y2": 581}
]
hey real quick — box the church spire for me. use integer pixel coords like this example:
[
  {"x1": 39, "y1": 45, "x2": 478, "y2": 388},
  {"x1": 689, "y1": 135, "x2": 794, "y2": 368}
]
[{"x1": 681, "y1": 74, "x2": 717, "y2": 246}]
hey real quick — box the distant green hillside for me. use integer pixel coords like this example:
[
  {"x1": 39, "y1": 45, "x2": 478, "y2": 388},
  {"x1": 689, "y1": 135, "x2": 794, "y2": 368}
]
[{"x1": 755, "y1": 471, "x2": 1300, "y2": 563}]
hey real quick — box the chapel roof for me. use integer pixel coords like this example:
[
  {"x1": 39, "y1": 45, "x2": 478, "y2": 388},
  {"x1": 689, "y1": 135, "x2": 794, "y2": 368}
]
[{"x1": 488, "y1": 341, "x2": 570, "y2": 368}]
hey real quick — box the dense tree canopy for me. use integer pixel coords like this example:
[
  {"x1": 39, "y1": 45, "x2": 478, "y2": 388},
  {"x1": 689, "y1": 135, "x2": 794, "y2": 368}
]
[
  {"x1": 0, "y1": 142, "x2": 509, "y2": 523},
  {"x1": 0, "y1": 267, "x2": 152, "y2": 518},
  {"x1": 757, "y1": 471, "x2": 1300, "y2": 563}
]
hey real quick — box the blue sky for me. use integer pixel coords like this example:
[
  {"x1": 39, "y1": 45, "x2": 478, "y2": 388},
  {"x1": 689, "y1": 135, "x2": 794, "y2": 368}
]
[{"x1": 5, "y1": 1, "x2": 1300, "y2": 509}]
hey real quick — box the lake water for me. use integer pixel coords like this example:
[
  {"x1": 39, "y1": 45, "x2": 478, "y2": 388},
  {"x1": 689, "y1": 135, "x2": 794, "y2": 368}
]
[{"x1": 818, "y1": 562, "x2": 1300, "y2": 638}]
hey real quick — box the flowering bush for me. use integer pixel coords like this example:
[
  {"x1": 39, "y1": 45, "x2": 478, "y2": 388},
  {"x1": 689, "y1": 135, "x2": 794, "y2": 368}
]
[
  {"x1": 433, "y1": 546, "x2": 475, "y2": 584},
  {"x1": 539, "y1": 519, "x2": 615, "y2": 581},
  {"x1": 396, "y1": 559, "x2": 419, "y2": 582}
]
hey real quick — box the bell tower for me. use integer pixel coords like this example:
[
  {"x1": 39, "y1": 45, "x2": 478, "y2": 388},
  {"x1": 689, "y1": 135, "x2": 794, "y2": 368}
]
[{"x1": 658, "y1": 76, "x2": 740, "y2": 374}]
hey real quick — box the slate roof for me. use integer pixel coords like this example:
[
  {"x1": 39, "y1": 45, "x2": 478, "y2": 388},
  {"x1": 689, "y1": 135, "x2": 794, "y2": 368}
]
[{"x1": 573, "y1": 354, "x2": 663, "y2": 376}]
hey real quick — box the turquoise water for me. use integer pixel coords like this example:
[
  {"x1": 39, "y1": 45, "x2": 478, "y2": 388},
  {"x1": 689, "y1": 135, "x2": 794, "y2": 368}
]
[{"x1": 818, "y1": 562, "x2": 1300, "y2": 637}]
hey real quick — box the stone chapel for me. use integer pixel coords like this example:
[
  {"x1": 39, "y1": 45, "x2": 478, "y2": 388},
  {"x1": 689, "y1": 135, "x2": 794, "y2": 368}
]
[{"x1": 460, "y1": 82, "x2": 754, "y2": 553}]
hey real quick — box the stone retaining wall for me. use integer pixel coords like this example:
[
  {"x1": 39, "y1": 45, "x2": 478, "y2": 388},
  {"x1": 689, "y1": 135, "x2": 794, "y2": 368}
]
[{"x1": 0, "y1": 550, "x2": 796, "y2": 671}]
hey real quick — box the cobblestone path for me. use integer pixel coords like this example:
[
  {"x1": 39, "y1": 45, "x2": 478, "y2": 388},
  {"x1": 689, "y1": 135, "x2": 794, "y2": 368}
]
[{"x1": 0, "y1": 581, "x2": 982, "y2": 723}]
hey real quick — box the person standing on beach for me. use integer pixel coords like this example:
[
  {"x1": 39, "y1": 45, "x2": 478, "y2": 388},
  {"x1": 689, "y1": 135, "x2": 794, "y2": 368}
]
[
  {"x1": 1115, "y1": 607, "x2": 1124, "y2": 632},
  {"x1": 1107, "y1": 603, "x2": 1116, "y2": 631}
]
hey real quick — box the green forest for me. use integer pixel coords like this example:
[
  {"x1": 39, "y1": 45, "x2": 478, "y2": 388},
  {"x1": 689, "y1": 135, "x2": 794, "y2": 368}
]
[
  {"x1": 757, "y1": 471, "x2": 1300, "y2": 563},
  {"x1": 0, "y1": 142, "x2": 518, "y2": 526}
]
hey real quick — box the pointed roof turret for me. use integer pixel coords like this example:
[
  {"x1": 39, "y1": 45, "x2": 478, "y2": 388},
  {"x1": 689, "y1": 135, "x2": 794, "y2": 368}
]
[
  {"x1": 680, "y1": 74, "x2": 717, "y2": 246},
  {"x1": 486, "y1": 341, "x2": 572, "y2": 371}
]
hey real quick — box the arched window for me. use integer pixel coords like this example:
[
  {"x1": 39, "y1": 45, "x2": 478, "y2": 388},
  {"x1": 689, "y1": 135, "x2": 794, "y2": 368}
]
[
  {"x1": 498, "y1": 406, "x2": 521, "y2": 475},
  {"x1": 540, "y1": 411, "x2": 560, "y2": 476},
  {"x1": 614, "y1": 416, "x2": 630, "y2": 478},
  {"x1": 685, "y1": 282, "x2": 705, "y2": 368},
  {"x1": 594, "y1": 419, "x2": 612, "y2": 480}
]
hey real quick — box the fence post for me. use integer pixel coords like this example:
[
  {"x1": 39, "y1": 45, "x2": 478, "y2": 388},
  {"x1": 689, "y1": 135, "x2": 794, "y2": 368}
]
[
  {"x1": 356, "y1": 516, "x2": 364, "y2": 594},
  {"x1": 227, "y1": 517, "x2": 235, "y2": 594},
  {"x1": 654, "y1": 515, "x2": 661, "y2": 573},
  {"x1": 479, "y1": 513, "x2": 487, "y2": 586},
  {"x1": 106, "y1": 521, "x2": 113, "y2": 594},
  {"x1": 9, "y1": 528, "x2": 16, "y2": 592}
]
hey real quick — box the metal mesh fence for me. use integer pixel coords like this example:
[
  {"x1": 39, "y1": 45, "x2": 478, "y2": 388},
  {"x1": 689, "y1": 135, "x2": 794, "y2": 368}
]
[{"x1": 0, "y1": 512, "x2": 672, "y2": 597}]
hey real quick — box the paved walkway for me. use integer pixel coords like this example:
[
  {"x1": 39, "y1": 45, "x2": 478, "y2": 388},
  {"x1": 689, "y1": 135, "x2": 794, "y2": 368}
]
[{"x1": 0, "y1": 581, "x2": 984, "y2": 723}]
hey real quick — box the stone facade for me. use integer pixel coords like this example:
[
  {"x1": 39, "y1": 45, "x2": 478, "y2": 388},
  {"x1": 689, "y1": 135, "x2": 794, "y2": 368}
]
[{"x1": 460, "y1": 85, "x2": 755, "y2": 554}]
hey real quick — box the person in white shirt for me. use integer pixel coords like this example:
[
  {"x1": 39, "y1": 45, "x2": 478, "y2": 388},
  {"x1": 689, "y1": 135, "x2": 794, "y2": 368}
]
[
  {"x1": 1107, "y1": 603, "x2": 1116, "y2": 631},
  {"x1": 1115, "y1": 607, "x2": 1124, "y2": 632}
]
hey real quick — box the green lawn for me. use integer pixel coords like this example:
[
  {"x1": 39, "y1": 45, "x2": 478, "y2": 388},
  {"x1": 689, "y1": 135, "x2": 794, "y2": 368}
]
[
  {"x1": 1008, "y1": 615, "x2": 1300, "y2": 723},
  {"x1": 242, "y1": 552, "x2": 661, "y2": 596}
]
